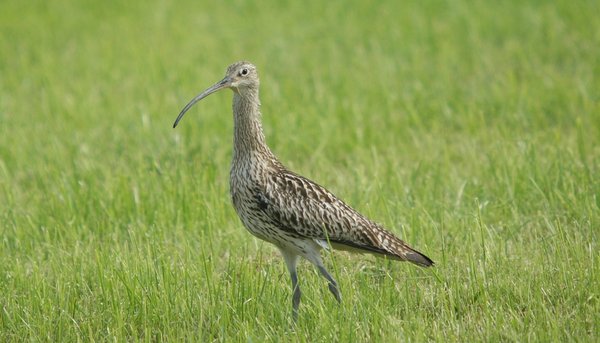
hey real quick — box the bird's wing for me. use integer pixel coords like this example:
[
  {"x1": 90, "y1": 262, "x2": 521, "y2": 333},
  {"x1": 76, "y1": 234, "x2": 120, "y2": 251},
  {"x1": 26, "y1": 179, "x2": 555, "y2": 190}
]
[{"x1": 259, "y1": 170, "x2": 433, "y2": 267}]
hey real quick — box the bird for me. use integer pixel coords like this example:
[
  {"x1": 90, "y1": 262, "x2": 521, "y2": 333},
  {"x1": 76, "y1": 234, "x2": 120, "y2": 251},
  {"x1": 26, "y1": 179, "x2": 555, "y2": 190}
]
[{"x1": 173, "y1": 61, "x2": 433, "y2": 320}]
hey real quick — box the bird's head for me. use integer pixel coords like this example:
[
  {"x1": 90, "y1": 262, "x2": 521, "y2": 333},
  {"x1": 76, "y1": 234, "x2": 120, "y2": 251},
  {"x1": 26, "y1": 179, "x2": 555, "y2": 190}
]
[
  {"x1": 226, "y1": 61, "x2": 259, "y2": 90},
  {"x1": 173, "y1": 61, "x2": 259, "y2": 128}
]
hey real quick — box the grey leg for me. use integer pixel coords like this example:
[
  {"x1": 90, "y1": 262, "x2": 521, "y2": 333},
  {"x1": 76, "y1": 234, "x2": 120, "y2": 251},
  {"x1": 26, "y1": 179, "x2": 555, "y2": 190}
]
[
  {"x1": 280, "y1": 249, "x2": 301, "y2": 321},
  {"x1": 290, "y1": 269, "x2": 302, "y2": 321},
  {"x1": 304, "y1": 246, "x2": 342, "y2": 304},
  {"x1": 318, "y1": 265, "x2": 341, "y2": 303}
]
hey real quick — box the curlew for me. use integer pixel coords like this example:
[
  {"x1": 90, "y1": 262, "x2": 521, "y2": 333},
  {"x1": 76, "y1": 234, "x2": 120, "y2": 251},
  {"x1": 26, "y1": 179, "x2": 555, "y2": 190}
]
[{"x1": 173, "y1": 61, "x2": 433, "y2": 320}]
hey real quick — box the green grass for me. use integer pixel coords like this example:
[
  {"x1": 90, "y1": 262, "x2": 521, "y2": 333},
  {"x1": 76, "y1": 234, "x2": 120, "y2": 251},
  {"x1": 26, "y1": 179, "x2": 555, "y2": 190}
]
[{"x1": 1, "y1": 0, "x2": 598, "y2": 341}]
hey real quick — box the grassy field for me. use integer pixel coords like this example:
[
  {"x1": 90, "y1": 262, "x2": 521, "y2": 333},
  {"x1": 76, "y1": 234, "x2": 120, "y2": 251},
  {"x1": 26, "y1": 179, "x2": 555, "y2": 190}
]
[{"x1": 1, "y1": 0, "x2": 598, "y2": 341}]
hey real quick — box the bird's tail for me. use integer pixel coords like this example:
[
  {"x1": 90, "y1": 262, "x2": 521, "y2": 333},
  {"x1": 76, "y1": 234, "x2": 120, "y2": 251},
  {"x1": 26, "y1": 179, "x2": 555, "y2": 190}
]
[
  {"x1": 372, "y1": 227, "x2": 434, "y2": 267},
  {"x1": 330, "y1": 225, "x2": 434, "y2": 267}
]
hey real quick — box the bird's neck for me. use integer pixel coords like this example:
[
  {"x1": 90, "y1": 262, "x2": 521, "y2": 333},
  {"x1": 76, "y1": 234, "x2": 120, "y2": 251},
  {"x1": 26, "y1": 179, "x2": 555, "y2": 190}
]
[{"x1": 232, "y1": 89, "x2": 274, "y2": 160}]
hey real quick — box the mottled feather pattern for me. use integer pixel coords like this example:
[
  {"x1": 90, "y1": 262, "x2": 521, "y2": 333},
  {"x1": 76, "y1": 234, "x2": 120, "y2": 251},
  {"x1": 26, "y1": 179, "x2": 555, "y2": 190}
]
[
  {"x1": 230, "y1": 151, "x2": 432, "y2": 267},
  {"x1": 263, "y1": 169, "x2": 433, "y2": 266}
]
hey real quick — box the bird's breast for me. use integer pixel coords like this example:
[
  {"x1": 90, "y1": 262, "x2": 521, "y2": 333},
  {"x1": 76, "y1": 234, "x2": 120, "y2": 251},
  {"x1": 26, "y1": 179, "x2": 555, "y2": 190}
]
[
  {"x1": 229, "y1": 158, "x2": 272, "y2": 227},
  {"x1": 230, "y1": 158, "x2": 259, "y2": 200}
]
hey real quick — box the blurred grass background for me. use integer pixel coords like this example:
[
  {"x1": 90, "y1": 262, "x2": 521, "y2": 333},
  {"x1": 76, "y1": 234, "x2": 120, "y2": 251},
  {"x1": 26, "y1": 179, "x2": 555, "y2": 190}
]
[{"x1": 0, "y1": 0, "x2": 598, "y2": 341}]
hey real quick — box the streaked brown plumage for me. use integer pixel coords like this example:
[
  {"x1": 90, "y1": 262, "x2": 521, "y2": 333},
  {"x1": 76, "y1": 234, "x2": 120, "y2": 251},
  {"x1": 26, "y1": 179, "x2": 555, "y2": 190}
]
[{"x1": 173, "y1": 61, "x2": 433, "y2": 320}]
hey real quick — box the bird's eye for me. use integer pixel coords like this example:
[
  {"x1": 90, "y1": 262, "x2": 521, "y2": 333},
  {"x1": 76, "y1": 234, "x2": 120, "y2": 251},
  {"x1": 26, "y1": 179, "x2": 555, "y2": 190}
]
[{"x1": 241, "y1": 68, "x2": 248, "y2": 76}]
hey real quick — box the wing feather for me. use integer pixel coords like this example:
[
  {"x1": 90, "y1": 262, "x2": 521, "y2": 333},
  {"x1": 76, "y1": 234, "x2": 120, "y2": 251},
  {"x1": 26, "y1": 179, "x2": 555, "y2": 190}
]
[{"x1": 258, "y1": 170, "x2": 433, "y2": 267}]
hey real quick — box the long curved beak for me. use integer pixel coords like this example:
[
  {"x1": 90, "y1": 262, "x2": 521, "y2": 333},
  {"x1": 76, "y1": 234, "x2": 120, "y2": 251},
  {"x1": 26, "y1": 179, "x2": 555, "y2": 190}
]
[{"x1": 173, "y1": 76, "x2": 232, "y2": 128}]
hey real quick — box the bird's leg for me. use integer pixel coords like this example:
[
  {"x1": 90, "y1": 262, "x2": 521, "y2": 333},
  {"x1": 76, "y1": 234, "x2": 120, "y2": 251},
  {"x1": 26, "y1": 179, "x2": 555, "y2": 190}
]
[
  {"x1": 290, "y1": 268, "x2": 301, "y2": 321},
  {"x1": 306, "y1": 248, "x2": 342, "y2": 303},
  {"x1": 317, "y1": 265, "x2": 341, "y2": 303},
  {"x1": 280, "y1": 250, "x2": 301, "y2": 321}
]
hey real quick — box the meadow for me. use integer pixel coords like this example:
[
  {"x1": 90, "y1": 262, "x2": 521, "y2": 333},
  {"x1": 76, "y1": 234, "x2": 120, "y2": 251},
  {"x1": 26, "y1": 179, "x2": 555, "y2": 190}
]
[{"x1": 0, "y1": 0, "x2": 598, "y2": 341}]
